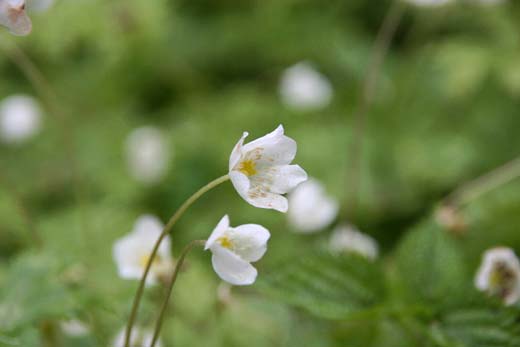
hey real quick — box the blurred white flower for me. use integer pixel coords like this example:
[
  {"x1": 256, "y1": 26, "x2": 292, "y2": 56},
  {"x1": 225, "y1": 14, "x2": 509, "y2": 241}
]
[
  {"x1": 113, "y1": 327, "x2": 162, "y2": 347},
  {"x1": 403, "y1": 0, "x2": 452, "y2": 6},
  {"x1": 0, "y1": 0, "x2": 31, "y2": 36},
  {"x1": 329, "y1": 225, "x2": 379, "y2": 260},
  {"x1": 0, "y1": 95, "x2": 42, "y2": 144},
  {"x1": 125, "y1": 126, "x2": 171, "y2": 184},
  {"x1": 287, "y1": 178, "x2": 339, "y2": 233},
  {"x1": 25, "y1": 0, "x2": 53, "y2": 12},
  {"x1": 229, "y1": 125, "x2": 307, "y2": 212},
  {"x1": 279, "y1": 62, "x2": 333, "y2": 111},
  {"x1": 60, "y1": 319, "x2": 90, "y2": 337},
  {"x1": 113, "y1": 214, "x2": 173, "y2": 286},
  {"x1": 475, "y1": 247, "x2": 520, "y2": 306},
  {"x1": 205, "y1": 215, "x2": 270, "y2": 286}
]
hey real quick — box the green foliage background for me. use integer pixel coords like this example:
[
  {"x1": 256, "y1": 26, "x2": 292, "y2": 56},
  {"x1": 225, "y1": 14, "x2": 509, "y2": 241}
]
[{"x1": 0, "y1": 0, "x2": 520, "y2": 346}]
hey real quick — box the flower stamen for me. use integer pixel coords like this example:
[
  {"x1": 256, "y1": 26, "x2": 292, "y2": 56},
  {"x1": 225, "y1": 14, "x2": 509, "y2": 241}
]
[
  {"x1": 238, "y1": 159, "x2": 257, "y2": 176},
  {"x1": 217, "y1": 236, "x2": 234, "y2": 249}
]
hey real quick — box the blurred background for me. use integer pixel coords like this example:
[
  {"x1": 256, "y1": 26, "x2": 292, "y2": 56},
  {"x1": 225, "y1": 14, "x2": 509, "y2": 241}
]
[{"x1": 1, "y1": 0, "x2": 520, "y2": 346}]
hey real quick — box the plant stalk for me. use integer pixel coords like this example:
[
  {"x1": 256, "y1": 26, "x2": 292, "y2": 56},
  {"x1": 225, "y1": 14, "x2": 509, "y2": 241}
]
[{"x1": 124, "y1": 174, "x2": 230, "y2": 347}]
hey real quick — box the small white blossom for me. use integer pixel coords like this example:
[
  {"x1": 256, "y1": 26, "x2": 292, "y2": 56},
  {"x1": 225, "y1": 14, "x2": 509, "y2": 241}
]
[
  {"x1": 475, "y1": 247, "x2": 520, "y2": 306},
  {"x1": 125, "y1": 126, "x2": 171, "y2": 184},
  {"x1": 205, "y1": 215, "x2": 270, "y2": 286},
  {"x1": 0, "y1": 0, "x2": 31, "y2": 35},
  {"x1": 0, "y1": 95, "x2": 42, "y2": 144},
  {"x1": 279, "y1": 62, "x2": 333, "y2": 111},
  {"x1": 287, "y1": 178, "x2": 339, "y2": 233},
  {"x1": 60, "y1": 319, "x2": 90, "y2": 337},
  {"x1": 25, "y1": 0, "x2": 53, "y2": 12},
  {"x1": 329, "y1": 225, "x2": 379, "y2": 260},
  {"x1": 229, "y1": 125, "x2": 307, "y2": 212},
  {"x1": 113, "y1": 327, "x2": 162, "y2": 347},
  {"x1": 113, "y1": 215, "x2": 173, "y2": 286}
]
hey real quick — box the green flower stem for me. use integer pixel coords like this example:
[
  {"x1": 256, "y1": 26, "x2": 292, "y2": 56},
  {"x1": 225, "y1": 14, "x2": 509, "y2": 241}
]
[
  {"x1": 148, "y1": 239, "x2": 206, "y2": 347},
  {"x1": 124, "y1": 174, "x2": 230, "y2": 347},
  {"x1": 444, "y1": 155, "x2": 520, "y2": 208}
]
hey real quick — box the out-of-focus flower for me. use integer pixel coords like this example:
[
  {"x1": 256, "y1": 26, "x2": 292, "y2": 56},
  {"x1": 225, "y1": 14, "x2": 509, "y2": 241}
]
[
  {"x1": 60, "y1": 319, "x2": 90, "y2": 337},
  {"x1": 0, "y1": 95, "x2": 42, "y2": 144},
  {"x1": 475, "y1": 247, "x2": 520, "y2": 306},
  {"x1": 279, "y1": 62, "x2": 333, "y2": 111},
  {"x1": 229, "y1": 125, "x2": 307, "y2": 212},
  {"x1": 0, "y1": 0, "x2": 31, "y2": 35},
  {"x1": 25, "y1": 0, "x2": 53, "y2": 12},
  {"x1": 112, "y1": 327, "x2": 162, "y2": 347},
  {"x1": 403, "y1": 0, "x2": 452, "y2": 6},
  {"x1": 205, "y1": 215, "x2": 270, "y2": 286},
  {"x1": 329, "y1": 225, "x2": 379, "y2": 260},
  {"x1": 113, "y1": 215, "x2": 173, "y2": 286},
  {"x1": 125, "y1": 126, "x2": 171, "y2": 184},
  {"x1": 287, "y1": 178, "x2": 339, "y2": 233}
]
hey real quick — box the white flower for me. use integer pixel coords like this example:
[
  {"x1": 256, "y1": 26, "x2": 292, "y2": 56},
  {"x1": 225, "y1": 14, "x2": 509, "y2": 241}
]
[
  {"x1": 475, "y1": 247, "x2": 520, "y2": 306},
  {"x1": 60, "y1": 319, "x2": 90, "y2": 337},
  {"x1": 205, "y1": 215, "x2": 270, "y2": 286},
  {"x1": 287, "y1": 178, "x2": 339, "y2": 233},
  {"x1": 329, "y1": 225, "x2": 379, "y2": 260},
  {"x1": 279, "y1": 62, "x2": 333, "y2": 111},
  {"x1": 113, "y1": 215, "x2": 173, "y2": 286},
  {"x1": 25, "y1": 0, "x2": 53, "y2": 12},
  {"x1": 229, "y1": 125, "x2": 307, "y2": 212},
  {"x1": 0, "y1": 0, "x2": 31, "y2": 35},
  {"x1": 0, "y1": 95, "x2": 42, "y2": 144},
  {"x1": 125, "y1": 126, "x2": 171, "y2": 184},
  {"x1": 113, "y1": 327, "x2": 162, "y2": 347}
]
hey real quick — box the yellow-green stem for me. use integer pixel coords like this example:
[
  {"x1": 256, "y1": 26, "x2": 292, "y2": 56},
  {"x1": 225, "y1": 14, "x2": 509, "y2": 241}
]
[
  {"x1": 149, "y1": 239, "x2": 206, "y2": 347},
  {"x1": 124, "y1": 174, "x2": 230, "y2": 347}
]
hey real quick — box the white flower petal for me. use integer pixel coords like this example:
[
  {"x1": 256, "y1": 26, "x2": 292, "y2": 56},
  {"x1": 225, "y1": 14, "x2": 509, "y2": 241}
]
[
  {"x1": 0, "y1": 95, "x2": 42, "y2": 144},
  {"x1": 241, "y1": 125, "x2": 298, "y2": 167},
  {"x1": 261, "y1": 165, "x2": 308, "y2": 194},
  {"x1": 279, "y1": 62, "x2": 333, "y2": 111},
  {"x1": 232, "y1": 224, "x2": 270, "y2": 262},
  {"x1": 229, "y1": 131, "x2": 249, "y2": 171},
  {"x1": 288, "y1": 179, "x2": 339, "y2": 232},
  {"x1": 229, "y1": 170, "x2": 251, "y2": 201},
  {"x1": 475, "y1": 247, "x2": 520, "y2": 305},
  {"x1": 205, "y1": 215, "x2": 230, "y2": 250},
  {"x1": 211, "y1": 246, "x2": 258, "y2": 285},
  {"x1": 0, "y1": 1, "x2": 31, "y2": 36},
  {"x1": 245, "y1": 189, "x2": 289, "y2": 213},
  {"x1": 329, "y1": 225, "x2": 379, "y2": 260}
]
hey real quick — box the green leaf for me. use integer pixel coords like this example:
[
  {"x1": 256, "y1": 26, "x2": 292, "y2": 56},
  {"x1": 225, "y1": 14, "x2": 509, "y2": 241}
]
[
  {"x1": 0, "y1": 253, "x2": 75, "y2": 332},
  {"x1": 430, "y1": 306, "x2": 520, "y2": 347},
  {"x1": 257, "y1": 250, "x2": 386, "y2": 320},
  {"x1": 395, "y1": 220, "x2": 468, "y2": 309}
]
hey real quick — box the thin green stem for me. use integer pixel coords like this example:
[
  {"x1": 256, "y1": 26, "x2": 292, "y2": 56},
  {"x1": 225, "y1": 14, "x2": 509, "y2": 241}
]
[
  {"x1": 347, "y1": 0, "x2": 406, "y2": 217},
  {"x1": 149, "y1": 239, "x2": 206, "y2": 347},
  {"x1": 444, "y1": 155, "x2": 520, "y2": 209},
  {"x1": 124, "y1": 174, "x2": 230, "y2": 347}
]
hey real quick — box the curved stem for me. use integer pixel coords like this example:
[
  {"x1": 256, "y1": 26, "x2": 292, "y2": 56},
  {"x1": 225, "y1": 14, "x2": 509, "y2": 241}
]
[
  {"x1": 149, "y1": 239, "x2": 206, "y2": 347},
  {"x1": 443, "y1": 155, "x2": 520, "y2": 209},
  {"x1": 124, "y1": 174, "x2": 230, "y2": 347}
]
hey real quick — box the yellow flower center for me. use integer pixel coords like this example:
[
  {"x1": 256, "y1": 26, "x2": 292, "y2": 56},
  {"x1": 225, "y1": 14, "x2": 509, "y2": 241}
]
[
  {"x1": 218, "y1": 236, "x2": 234, "y2": 249},
  {"x1": 238, "y1": 159, "x2": 257, "y2": 176},
  {"x1": 139, "y1": 254, "x2": 161, "y2": 268}
]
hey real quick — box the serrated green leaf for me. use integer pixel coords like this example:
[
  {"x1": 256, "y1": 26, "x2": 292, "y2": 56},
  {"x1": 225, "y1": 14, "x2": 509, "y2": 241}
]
[
  {"x1": 430, "y1": 306, "x2": 520, "y2": 347},
  {"x1": 257, "y1": 250, "x2": 385, "y2": 320},
  {"x1": 0, "y1": 253, "x2": 75, "y2": 332},
  {"x1": 395, "y1": 220, "x2": 468, "y2": 309}
]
